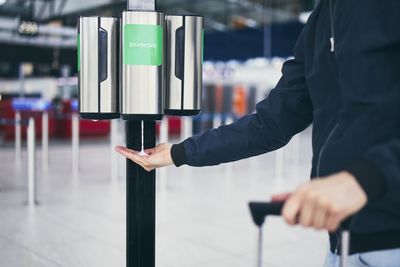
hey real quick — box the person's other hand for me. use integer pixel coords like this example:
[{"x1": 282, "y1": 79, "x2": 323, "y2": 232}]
[
  {"x1": 274, "y1": 172, "x2": 367, "y2": 232},
  {"x1": 115, "y1": 143, "x2": 174, "y2": 172}
]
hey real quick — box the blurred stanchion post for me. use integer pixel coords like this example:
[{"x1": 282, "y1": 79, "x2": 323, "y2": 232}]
[
  {"x1": 42, "y1": 111, "x2": 49, "y2": 172},
  {"x1": 118, "y1": 120, "x2": 126, "y2": 181},
  {"x1": 26, "y1": 117, "x2": 38, "y2": 206},
  {"x1": 291, "y1": 133, "x2": 300, "y2": 169},
  {"x1": 110, "y1": 119, "x2": 119, "y2": 182},
  {"x1": 72, "y1": 113, "x2": 80, "y2": 178},
  {"x1": 181, "y1": 116, "x2": 193, "y2": 179},
  {"x1": 274, "y1": 148, "x2": 284, "y2": 191},
  {"x1": 181, "y1": 116, "x2": 192, "y2": 141},
  {"x1": 223, "y1": 115, "x2": 235, "y2": 174},
  {"x1": 213, "y1": 113, "x2": 222, "y2": 128},
  {"x1": 15, "y1": 111, "x2": 21, "y2": 165},
  {"x1": 158, "y1": 117, "x2": 169, "y2": 191},
  {"x1": 225, "y1": 115, "x2": 234, "y2": 125},
  {"x1": 160, "y1": 117, "x2": 169, "y2": 144}
]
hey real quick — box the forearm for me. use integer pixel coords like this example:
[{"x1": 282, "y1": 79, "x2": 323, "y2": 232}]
[
  {"x1": 172, "y1": 113, "x2": 290, "y2": 167},
  {"x1": 171, "y1": 87, "x2": 313, "y2": 167}
]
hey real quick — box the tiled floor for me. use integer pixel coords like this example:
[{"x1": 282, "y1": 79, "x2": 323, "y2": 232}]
[{"x1": 0, "y1": 127, "x2": 327, "y2": 267}]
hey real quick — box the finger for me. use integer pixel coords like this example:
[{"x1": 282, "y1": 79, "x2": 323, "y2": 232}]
[
  {"x1": 326, "y1": 213, "x2": 341, "y2": 232},
  {"x1": 312, "y1": 205, "x2": 328, "y2": 230},
  {"x1": 116, "y1": 147, "x2": 141, "y2": 159},
  {"x1": 326, "y1": 208, "x2": 349, "y2": 232},
  {"x1": 299, "y1": 197, "x2": 316, "y2": 227},
  {"x1": 115, "y1": 146, "x2": 140, "y2": 155},
  {"x1": 115, "y1": 146, "x2": 127, "y2": 153},
  {"x1": 282, "y1": 193, "x2": 303, "y2": 225},
  {"x1": 271, "y1": 192, "x2": 291, "y2": 202}
]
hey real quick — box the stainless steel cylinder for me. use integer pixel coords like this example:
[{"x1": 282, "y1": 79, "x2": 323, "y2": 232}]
[
  {"x1": 165, "y1": 15, "x2": 203, "y2": 116},
  {"x1": 121, "y1": 11, "x2": 165, "y2": 121},
  {"x1": 78, "y1": 16, "x2": 119, "y2": 120}
]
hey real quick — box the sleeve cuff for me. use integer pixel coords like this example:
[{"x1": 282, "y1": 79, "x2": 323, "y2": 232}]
[
  {"x1": 171, "y1": 142, "x2": 188, "y2": 167},
  {"x1": 345, "y1": 158, "x2": 387, "y2": 201}
]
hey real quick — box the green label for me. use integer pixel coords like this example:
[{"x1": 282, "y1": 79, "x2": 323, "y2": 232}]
[
  {"x1": 77, "y1": 34, "x2": 80, "y2": 71},
  {"x1": 123, "y1": 24, "x2": 163, "y2": 66}
]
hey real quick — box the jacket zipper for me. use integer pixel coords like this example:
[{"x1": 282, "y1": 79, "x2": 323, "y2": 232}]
[
  {"x1": 316, "y1": 123, "x2": 339, "y2": 178},
  {"x1": 328, "y1": 0, "x2": 339, "y2": 254},
  {"x1": 316, "y1": 123, "x2": 340, "y2": 254},
  {"x1": 329, "y1": 0, "x2": 336, "y2": 52}
]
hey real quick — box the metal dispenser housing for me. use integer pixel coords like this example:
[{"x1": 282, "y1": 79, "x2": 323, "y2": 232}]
[
  {"x1": 78, "y1": 16, "x2": 120, "y2": 120},
  {"x1": 165, "y1": 15, "x2": 204, "y2": 116},
  {"x1": 121, "y1": 11, "x2": 165, "y2": 121}
]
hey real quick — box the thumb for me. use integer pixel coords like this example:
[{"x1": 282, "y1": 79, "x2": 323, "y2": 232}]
[{"x1": 271, "y1": 192, "x2": 292, "y2": 202}]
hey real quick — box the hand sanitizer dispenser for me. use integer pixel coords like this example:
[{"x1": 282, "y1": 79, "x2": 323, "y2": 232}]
[
  {"x1": 78, "y1": 16, "x2": 120, "y2": 120},
  {"x1": 165, "y1": 15, "x2": 204, "y2": 116},
  {"x1": 121, "y1": 11, "x2": 165, "y2": 121}
]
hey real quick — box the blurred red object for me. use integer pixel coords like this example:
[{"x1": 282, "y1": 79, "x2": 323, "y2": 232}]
[
  {"x1": 57, "y1": 100, "x2": 110, "y2": 139},
  {"x1": 0, "y1": 99, "x2": 110, "y2": 141},
  {"x1": 0, "y1": 99, "x2": 56, "y2": 141}
]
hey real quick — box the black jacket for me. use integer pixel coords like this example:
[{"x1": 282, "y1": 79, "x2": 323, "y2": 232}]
[{"x1": 171, "y1": 0, "x2": 400, "y2": 255}]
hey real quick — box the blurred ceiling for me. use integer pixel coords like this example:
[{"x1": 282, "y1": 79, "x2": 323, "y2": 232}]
[{"x1": 0, "y1": 0, "x2": 316, "y2": 31}]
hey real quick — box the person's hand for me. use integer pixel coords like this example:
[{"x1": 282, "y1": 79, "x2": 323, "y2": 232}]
[
  {"x1": 274, "y1": 172, "x2": 367, "y2": 232},
  {"x1": 115, "y1": 143, "x2": 174, "y2": 172}
]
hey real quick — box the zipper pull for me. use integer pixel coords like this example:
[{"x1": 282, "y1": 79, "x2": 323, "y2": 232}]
[{"x1": 330, "y1": 37, "x2": 335, "y2": 52}]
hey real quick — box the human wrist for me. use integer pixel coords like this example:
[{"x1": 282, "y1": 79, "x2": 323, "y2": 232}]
[{"x1": 340, "y1": 171, "x2": 368, "y2": 204}]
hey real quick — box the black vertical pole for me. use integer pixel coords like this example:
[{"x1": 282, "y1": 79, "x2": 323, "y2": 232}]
[{"x1": 126, "y1": 120, "x2": 156, "y2": 267}]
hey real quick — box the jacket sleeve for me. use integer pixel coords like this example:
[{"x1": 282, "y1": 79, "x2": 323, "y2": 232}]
[
  {"x1": 171, "y1": 28, "x2": 313, "y2": 167},
  {"x1": 344, "y1": 2, "x2": 400, "y2": 202}
]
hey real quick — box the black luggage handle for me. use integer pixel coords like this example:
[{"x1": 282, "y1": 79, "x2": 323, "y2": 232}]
[{"x1": 249, "y1": 201, "x2": 284, "y2": 227}]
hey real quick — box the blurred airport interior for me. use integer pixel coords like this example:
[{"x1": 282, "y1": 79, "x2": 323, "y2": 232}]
[{"x1": 0, "y1": 1, "x2": 329, "y2": 267}]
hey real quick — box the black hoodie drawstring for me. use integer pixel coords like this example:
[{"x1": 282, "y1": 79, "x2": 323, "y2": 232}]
[{"x1": 329, "y1": 0, "x2": 335, "y2": 52}]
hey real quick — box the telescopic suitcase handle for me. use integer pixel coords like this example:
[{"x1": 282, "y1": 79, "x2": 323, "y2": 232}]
[
  {"x1": 248, "y1": 202, "x2": 284, "y2": 267},
  {"x1": 248, "y1": 201, "x2": 352, "y2": 267},
  {"x1": 249, "y1": 201, "x2": 284, "y2": 227}
]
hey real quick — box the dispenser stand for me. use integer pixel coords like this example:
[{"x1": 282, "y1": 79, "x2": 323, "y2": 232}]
[
  {"x1": 126, "y1": 120, "x2": 156, "y2": 267},
  {"x1": 125, "y1": 2, "x2": 158, "y2": 267}
]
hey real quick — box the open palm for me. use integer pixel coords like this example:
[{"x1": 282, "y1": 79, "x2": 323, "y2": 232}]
[{"x1": 115, "y1": 143, "x2": 174, "y2": 172}]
